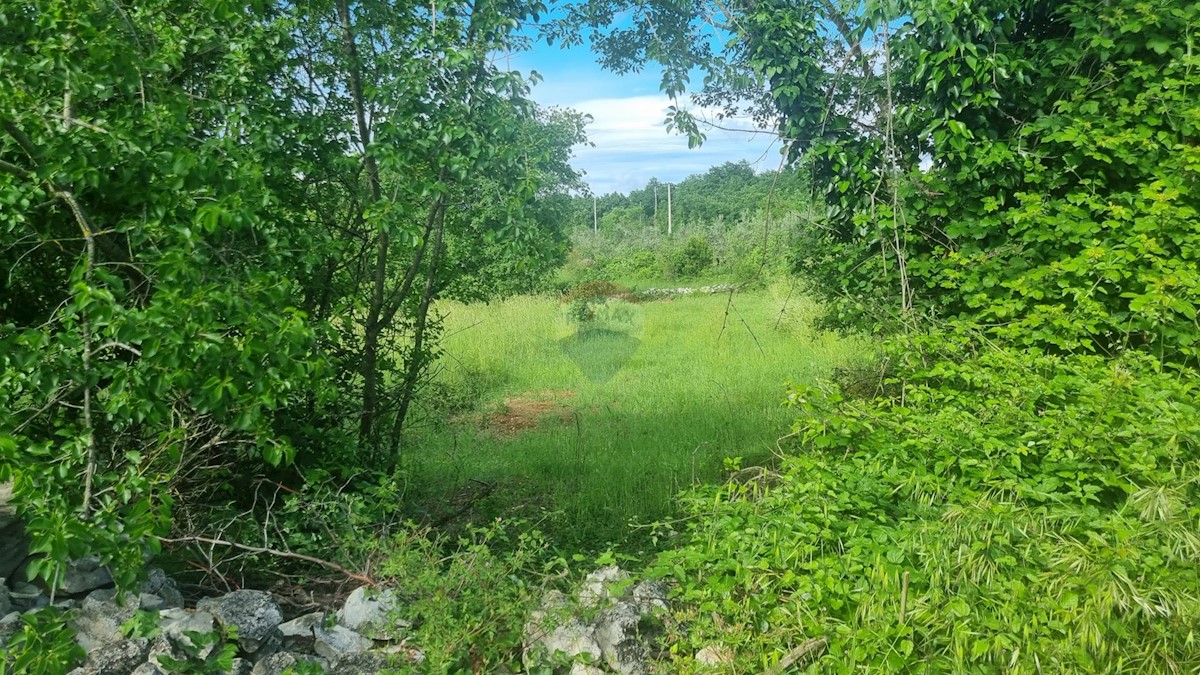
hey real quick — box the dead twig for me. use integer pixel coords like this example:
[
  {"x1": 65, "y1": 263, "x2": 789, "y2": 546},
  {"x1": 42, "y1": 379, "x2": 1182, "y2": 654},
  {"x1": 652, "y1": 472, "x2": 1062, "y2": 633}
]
[
  {"x1": 767, "y1": 636, "x2": 829, "y2": 674},
  {"x1": 158, "y1": 535, "x2": 375, "y2": 587}
]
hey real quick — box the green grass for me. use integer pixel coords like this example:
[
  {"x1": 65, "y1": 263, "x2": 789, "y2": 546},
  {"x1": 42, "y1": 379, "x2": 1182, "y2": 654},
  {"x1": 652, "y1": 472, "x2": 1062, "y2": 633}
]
[{"x1": 404, "y1": 281, "x2": 867, "y2": 551}]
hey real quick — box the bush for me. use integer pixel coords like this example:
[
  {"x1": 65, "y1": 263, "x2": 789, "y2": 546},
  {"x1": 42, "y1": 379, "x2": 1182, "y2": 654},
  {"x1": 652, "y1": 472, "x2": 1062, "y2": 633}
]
[
  {"x1": 377, "y1": 521, "x2": 561, "y2": 673},
  {"x1": 668, "y1": 237, "x2": 714, "y2": 278},
  {"x1": 1, "y1": 609, "x2": 84, "y2": 674},
  {"x1": 650, "y1": 329, "x2": 1200, "y2": 672}
]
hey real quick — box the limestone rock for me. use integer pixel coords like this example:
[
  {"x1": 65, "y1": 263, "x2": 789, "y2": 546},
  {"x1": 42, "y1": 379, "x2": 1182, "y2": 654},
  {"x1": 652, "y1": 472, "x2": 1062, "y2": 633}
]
[
  {"x1": 250, "y1": 651, "x2": 328, "y2": 675},
  {"x1": 569, "y1": 664, "x2": 606, "y2": 675},
  {"x1": 74, "y1": 589, "x2": 139, "y2": 652},
  {"x1": 526, "y1": 568, "x2": 670, "y2": 674},
  {"x1": 535, "y1": 617, "x2": 602, "y2": 663},
  {"x1": 337, "y1": 587, "x2": 405, "y2": 640},
  {"x1": 0, "y1": 582, "x2": 9, "y2": 616},
  {"x1": 277, "y1": 610, "x2": 324, "y2": 651},
  {"x1": 313, "y1": 623, "x2": 371, "y2": 661},
  {"x1": 10, "y1": 580, "x2": 46, "y2": 611},
  {"x1": 593, "y1": 602, "x2": 651, "y2": 675},
  {"x1": 157, "y1": 607, "x2": 216, "y2": 642},
  {"x1": 85, "y1": 637, "x2": 150, "y2": 675},
  {"x1": 279, "y1": 611, "x2": 325, "y2": 638},
  {"x1": 630, "y1": 580, "x2": 669, "y2": 614},
  {"x1": 140, "y1": 568, "x2": 183, "y2": 610},
  {"x1": 197, "y1": 590, "x2": 282, "y2": 654},
  {"x1": 60, "y1": 556, "x2": 115, "y2": 596},
  {"x1": 146, "y1": 631, "x2": 189, "y2": 668},
  {"x1": 579, "y1": 565, "x2": 630, "y2": 609},
  {"x1": 138, "y1": 593, "x2": 166, "y2": 612},
  {"x1": 0, "y1": 610, "x2": 22, "y2": 648},
  {"x1": 694, "y1": 644, "x2": 734, "y2": 668}
]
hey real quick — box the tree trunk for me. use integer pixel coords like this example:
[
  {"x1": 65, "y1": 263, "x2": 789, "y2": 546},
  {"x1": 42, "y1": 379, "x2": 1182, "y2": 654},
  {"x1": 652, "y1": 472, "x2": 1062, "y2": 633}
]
[
  {"x1": 334, "y1": 0, "x2": 387, "y2": 446},
  {"x1": 390, "y1": 200, "x2": 447, "y2": 452}
]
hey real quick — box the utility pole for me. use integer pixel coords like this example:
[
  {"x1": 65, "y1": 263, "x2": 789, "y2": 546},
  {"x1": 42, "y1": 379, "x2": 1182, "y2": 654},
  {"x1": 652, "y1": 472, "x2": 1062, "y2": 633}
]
[
  {"x1": 653, "y1": 184, "x2": 658, "y2": 227},
  {"x1": 667, "y1": 183, "x2": 673, "y2": 237},
  {"x1": 593, "y1": 195, "x2": 598, "y2": 233}
]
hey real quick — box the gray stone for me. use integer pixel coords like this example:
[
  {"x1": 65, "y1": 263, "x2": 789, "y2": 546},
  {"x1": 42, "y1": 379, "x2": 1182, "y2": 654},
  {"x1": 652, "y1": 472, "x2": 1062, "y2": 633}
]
[
  {"x1": 227, "y1": 657, "x2": 253, "y2": 675},
  {"x1": 148, "y1": 608, "x2": 228, "y2": 665},
  {"x1": 0, "y1": 582, "x2": 9, "y2": 616},
  {"x1": 538, "y1": 589, "x2": 569, "y2": 612},
  {"x1": 249, "y1": 651, "x2": 328, "y2": 675},
  {"x1": 61, "y1": 556, "x2": 115, "y2": 595},
  {"x1": 277, "y1": 610, "x2": 324, "y2": 651},
  {"x1": 336, "y1": 586, "x2": 404, "y2": 640},
  {"x1": 157, "y1": 607, "x2": 215, "y2": 639},
  {"x1": 593, "y1": 602, "x2": 652, "y2": 675},
  {"x1": 526, "y1": 588, "x2": 600, "y2": 667},
  {"x1": 130, "y1": 663, "x2": 165, "y2": 675},
  {"x1": 10, "y1": 580, "x2": 46, "y2": 611},
  {"x1": 0, "y1": 610, "x2": 21, "y2": 648},
  {"x1": 74, "y1": 589, "x2": 139, "y2": 652},
  {"x1": 329, "y1": 651, "x2": 392, "y2": 674},
  {"x1": 313, "y1": 623, "x2": 372, "y2": 660},
  {"x1": 196, "y1": 590, "x2": 282, "y2": 654},
  {"x1": 694, "y1": 644, "x2": 734, "y2": 668},
  {"x1": 138, "y1": 593, "x2": 166, "y2": 612},
  {"x1": 147, "y1": 631, "x2": 189, "y2": 667},
  {"x1": 85, "y1": 637, "x2": 150, "y2": 675},
  {"x1": 279, "y1": 610, "x2": 325, "y2": 637},
  {"x1": 579, "y1": 565, "x2": 630, "y2": 608},
  {"x1": 274, "y1": 607, "x2": 324, "y2": 648},
  {"x1": 140, "y1": 568, "x2": 183, "y2": 610},
  {"x1": 570, "y1": 664, "x2": 606, "y2": 675},
  {"x1": 534, "y1": 617, "x2": 602, "y2": 663},
  {"x1": 630, "y1": 580, "x2": 669, "y2": 614}
]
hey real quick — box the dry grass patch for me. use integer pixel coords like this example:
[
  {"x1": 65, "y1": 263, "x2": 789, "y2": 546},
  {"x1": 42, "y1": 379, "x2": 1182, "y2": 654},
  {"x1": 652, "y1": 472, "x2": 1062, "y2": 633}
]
[{"x1": 477, "y1": 390, "x2": 576, "y2": 437}]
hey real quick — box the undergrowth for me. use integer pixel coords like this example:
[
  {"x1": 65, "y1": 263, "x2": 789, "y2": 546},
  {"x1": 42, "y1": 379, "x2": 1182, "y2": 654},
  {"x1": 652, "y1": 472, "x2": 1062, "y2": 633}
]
[{"x1": 650, "y1": 329, "x2": 1200, "y2": 672}]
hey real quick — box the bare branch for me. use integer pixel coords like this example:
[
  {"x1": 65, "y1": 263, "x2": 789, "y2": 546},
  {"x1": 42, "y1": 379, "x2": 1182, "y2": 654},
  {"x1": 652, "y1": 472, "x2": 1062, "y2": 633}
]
[
  {"x1": 158, "y1": 535, "x2": 376, "y2": 586},
  {"x1": 0, "y1": 158, "x2": 32, "y2": 178}
]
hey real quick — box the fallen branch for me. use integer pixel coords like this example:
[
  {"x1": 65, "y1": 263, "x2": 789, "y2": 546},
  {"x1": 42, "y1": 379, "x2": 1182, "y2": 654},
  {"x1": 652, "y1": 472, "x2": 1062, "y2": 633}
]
[
  {"x1": 158, "y1": 535, "x2": 375, "y2": 586},
  {"x1": 767, "y1": 636, "x2": 828, "y2": 674}
]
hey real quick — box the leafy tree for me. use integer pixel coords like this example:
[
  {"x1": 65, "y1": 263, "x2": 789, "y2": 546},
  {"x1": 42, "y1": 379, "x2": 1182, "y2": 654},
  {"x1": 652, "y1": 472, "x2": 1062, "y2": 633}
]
[
  {"x1": 0, "y1": 0, "x2": 324, "y2": 586},
  {"x1": 287, "y1": 0, "x2": 588, "y2": 460},
  {"x1": 0, "y1": 0, "x2": 588, "y2": 594},
  {"x1": 560, "y1": 0, "x2": 1200, "y2": 359},
  {"x1": 562, "y1": 1, "x2": 1200, "y2": 671}
]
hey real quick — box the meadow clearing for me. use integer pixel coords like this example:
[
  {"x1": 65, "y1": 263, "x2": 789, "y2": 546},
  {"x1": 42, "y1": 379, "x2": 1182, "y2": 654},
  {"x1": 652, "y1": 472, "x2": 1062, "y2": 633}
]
[{"x1": 404, "y1": 281, "x2": 865, "y2": 550}]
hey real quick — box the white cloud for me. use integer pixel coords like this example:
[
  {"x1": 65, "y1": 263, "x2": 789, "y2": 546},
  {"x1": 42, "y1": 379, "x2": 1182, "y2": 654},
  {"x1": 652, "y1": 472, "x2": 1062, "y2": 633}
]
[{"x1": 564, "y1": 95, "x2": 785, "y2": 194}]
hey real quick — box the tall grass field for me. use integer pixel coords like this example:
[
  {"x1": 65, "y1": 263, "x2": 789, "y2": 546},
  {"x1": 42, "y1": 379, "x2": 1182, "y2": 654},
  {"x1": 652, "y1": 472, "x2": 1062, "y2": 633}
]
[{"x1": 404, "y1": 282, "x2": 866, "y2": 550}]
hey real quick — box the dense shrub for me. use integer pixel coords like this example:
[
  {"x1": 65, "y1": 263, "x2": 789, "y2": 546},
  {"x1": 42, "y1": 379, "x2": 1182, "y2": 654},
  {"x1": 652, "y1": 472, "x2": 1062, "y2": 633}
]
[
  {"x1": 652, "y1": 330, "x2": 1200, "y2": 672},
  {"x1": 668, "y1": 237, "x2": 714, "y2": 278}
]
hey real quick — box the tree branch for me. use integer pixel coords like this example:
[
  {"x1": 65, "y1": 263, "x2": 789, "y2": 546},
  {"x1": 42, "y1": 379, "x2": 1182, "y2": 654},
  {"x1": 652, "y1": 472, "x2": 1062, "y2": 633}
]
[
  {"x1": 158, "y1": 535, "x2": 376, "y2": 586},
  {"x1": 0, "y1": 158, "x2": 32, "y2": 178}
]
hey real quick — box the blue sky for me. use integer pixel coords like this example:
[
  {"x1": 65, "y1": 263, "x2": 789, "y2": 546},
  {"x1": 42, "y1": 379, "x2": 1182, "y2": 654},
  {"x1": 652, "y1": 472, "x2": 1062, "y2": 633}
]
[{"x1": 505, "y1": 33, "x2": 784, "y2": 195}]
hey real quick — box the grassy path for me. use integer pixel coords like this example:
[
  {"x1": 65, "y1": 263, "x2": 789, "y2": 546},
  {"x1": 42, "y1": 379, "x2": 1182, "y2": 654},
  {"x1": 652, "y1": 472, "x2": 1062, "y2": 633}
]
[{"x1": 404, "y1": 283, "x2": 865, "y2": 550}]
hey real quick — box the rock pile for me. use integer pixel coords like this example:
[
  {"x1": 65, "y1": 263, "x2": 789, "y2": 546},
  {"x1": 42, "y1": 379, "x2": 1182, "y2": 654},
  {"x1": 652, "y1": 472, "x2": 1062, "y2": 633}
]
[
  {"x1": 0, "y1": 566, "x2": 421, "y2": 675},
  {"x1": 524, "y1": 566, "x2": 670, "y2": 675},
  {"x1": 0, "y1": 486, "x2": 673, "y2": 674},
  {"x1": 638, "y1": 284, "x2": 737, "y2": 299}
]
